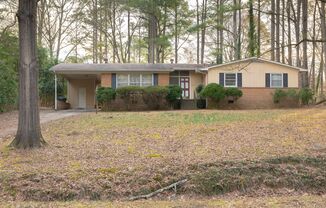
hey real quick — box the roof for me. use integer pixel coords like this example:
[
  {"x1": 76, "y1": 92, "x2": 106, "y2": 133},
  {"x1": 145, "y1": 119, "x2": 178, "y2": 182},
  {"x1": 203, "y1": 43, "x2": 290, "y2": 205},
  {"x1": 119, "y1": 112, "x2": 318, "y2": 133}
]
[
  {"x1": 50, "y1": 63, "x2": 209, "y2": 74},
  {"x1": 201, "y1": 57, "x2": 308, "y2": 72}
]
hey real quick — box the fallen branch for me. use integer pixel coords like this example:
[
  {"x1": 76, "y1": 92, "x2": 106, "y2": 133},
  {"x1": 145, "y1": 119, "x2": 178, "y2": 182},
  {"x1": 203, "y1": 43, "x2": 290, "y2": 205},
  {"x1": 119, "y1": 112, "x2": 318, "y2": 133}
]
[{"x1": 129, "y1": 179, "x2": 188, "y2": 201}]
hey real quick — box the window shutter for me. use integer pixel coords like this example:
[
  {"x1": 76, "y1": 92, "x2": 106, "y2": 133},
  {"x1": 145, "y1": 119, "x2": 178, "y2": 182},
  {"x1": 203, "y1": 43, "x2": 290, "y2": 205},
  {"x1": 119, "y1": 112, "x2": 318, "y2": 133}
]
[
  {"x1": 283, "y1": 73, "x2": 288, "y2": 88},
  {"x1": 111, "y1": 73, "x2": 116, "y2": 89},
  {"x1": 237, "y1": 73, "x2": 242, "y2": 87},
  {"x1": 153, "y1": 73, "x2": 158, "y2": 86},
  {"x1": 219, "y1": 73, "x2": 224, "y2": 86},
  {"x1": 265, "y1": 73, "x2": 270, "y2": 88}
]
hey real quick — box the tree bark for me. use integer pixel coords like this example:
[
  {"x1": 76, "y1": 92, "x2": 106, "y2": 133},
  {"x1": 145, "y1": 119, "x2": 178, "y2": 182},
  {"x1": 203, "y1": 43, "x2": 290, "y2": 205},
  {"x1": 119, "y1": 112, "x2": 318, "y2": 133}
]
[
  {"x1": 302, "y1": 0, "x2": 308, "y2": 69},
  {"x1": 257, "y1": 0, "x2": 261, "y2": 57},
  {"x1": 271, "y1": 0, "x2": 275, "y2": 61},
  {"x1": 196, "y1": 0, "x2": 200, "y2": 64},
  {"x1": 287, "y1": 0, "x2": 292, "y2": 65},
  {"x1": 11, "y1": 0, "x2": 45, "y2": 149},
  {"x1": 275, "y1": 0, "x2": 280, "y2": 62},
  {"x1": 200, "y1": 0, "x2": 208, "y2": 64}
]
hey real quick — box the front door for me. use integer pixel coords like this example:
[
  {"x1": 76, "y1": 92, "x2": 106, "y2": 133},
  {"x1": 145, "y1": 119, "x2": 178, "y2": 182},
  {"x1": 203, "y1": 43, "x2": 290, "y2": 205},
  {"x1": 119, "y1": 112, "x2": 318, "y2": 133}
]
[
  {"x1": 180, "y1": 77, "x2": 190, "y2": 99},
  {"x1": 78, "y1": 88, "x2": 86, "y2": 109}
]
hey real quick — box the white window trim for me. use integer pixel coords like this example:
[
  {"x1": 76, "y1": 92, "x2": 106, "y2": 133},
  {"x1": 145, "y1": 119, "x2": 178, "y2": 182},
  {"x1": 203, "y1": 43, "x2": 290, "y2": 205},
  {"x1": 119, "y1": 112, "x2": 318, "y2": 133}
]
[
  {"x1": 270, "y1": 73, "x2": 283, "y2": 88},
  {"x1": 224, "y1": 73, "x2": 238, "y2": 88},
  {"x1": 116, "y1": 73, "x2": 154, "y2": 88}
]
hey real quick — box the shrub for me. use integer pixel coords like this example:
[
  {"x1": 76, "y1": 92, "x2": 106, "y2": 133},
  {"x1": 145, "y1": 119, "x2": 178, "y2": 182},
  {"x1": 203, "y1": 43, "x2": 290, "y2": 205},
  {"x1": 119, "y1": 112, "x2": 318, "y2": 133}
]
[
  {"x1": 143, "y1": 86, "x2": 169, "y2": 110},
  {"x1": 115, "y1": 86, "x2": 144, "y2": 98},
  {"x1": 166, "y1": 85, "x2": 182, "y2": 103},
  {"x1": 273, "y1": 89, "x2": 288, "y2": 104},
  {"x1": 196, "y1": 84, "x2": 205, "y2": 95},
  {"x1": 299, "y1": 88, "x2": 313, "y2": 105},
  {"x1": 225, "y1": 88, "x2": 243, "y2": 100},
  {"x1": 96, "y1": 87, "x2": 116, "y2": 104},
  {"x1": 200, "y1": 83, "x2": 226, "y2": 102},
  {"x1": 0, "y1": 63, "x2": 17, "y2": 112}
]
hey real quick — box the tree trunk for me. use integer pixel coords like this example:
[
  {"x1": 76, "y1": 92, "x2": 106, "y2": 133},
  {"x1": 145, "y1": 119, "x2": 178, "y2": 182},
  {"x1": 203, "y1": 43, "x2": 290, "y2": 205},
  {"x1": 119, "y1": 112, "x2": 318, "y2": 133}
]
[
  {"x1": 275, "y1": 0, "x2": 280, "y2": 62},
  {"x1": 281, "y1": 0, "x2": 285, "y2": 63},
  {"x1": 271, "y1": 0, "x2": 275, "y2": 61},
  {"x1": 93, "y1": 0, "x2": 98, "y2": 63},
  {"x1": 321, "y1": 1, "x2": 326, "y2": 95},
  {"x1": 219, "y1": 0, "x2": 224, "y2": 63},
  {"x1": 196, "y1": 0, "x2": 200, "y2": 64},
  {"x1": 295, "y1": 0, "x2": 302, "y2": 67},
  {"x1": 302, "y1": 0, "x2": 308, "y2": 69},
  {"x1": 287, "y1": 0, "x2": 292, "y2": 65},
  {"x1": 37, "y1": 0, "x2": 46, "y2": 46},
  {"x1": 237, "y1": 0, "x2": 241, "y2": 60},
  {"x1": 200, "y1": 0, "x2": 208, "y2": 64},
  {"x1": 175, "y1": 2, "x2": 178, "y2": 63},
  {"x1": 257, "y1": 0, "x2": 261, "y2": 57},
  {"x1": 11, "y1": 0, "x2": 45, "y2": 149},
  {"x1": 127, "y1": 2, "x2": 131, "y2": 63}
]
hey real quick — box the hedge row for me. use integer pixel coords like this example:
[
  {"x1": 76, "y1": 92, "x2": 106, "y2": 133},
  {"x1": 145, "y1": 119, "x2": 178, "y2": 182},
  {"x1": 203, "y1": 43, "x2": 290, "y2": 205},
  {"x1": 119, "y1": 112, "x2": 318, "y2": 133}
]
[{"x1": 96, "y1": 85, "x2": 182, "y2": 111}]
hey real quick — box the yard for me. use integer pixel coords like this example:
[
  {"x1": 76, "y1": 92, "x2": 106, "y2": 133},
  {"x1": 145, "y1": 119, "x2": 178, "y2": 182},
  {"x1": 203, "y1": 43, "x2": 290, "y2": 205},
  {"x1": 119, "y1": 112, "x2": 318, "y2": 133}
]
[{"x1": 1, "y1": 108, "x2": 326, "y2": 207}]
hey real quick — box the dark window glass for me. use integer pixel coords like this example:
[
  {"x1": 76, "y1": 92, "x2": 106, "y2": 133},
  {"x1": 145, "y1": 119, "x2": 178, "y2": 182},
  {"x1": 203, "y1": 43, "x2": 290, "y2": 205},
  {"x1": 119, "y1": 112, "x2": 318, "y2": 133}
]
[
  {"x1": 169, "y1": 77, "x2": 179, "y2": 85},
  {"x1": 169, "y1": 71, "x2": 179, "y2": 76}
]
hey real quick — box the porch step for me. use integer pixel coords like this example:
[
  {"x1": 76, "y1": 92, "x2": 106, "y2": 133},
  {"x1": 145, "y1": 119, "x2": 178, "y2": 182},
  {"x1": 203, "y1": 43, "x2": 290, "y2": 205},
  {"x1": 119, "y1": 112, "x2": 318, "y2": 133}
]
[{"x1": 181, "y1": 99, "x2": 197, "y2": 110}]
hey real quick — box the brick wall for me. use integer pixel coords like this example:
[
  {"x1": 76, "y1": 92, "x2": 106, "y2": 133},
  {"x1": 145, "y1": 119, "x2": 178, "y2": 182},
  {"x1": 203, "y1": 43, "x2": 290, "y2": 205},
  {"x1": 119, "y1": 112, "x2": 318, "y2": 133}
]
[
  {"x1": 101, "y1": 73, "x2": 112, "y2": 87},
  {"x1": 207, "y1": 88, "x2": 300, "y2": 109},
  {"x1": 158, "y1": 73, "x2": 169, "y2": 86}
]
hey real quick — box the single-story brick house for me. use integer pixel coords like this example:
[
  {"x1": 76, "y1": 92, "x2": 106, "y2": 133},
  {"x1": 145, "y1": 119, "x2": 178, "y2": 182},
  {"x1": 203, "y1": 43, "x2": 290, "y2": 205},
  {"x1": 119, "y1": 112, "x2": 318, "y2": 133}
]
[{"x1": 50, "y1": 57, "x2": 308, "y2": 110}]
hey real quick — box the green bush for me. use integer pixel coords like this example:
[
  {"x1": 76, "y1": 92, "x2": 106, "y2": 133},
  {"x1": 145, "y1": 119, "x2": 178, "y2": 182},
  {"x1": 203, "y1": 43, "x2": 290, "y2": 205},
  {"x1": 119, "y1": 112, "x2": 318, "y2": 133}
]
[
  {"x1": 0, "y1": 63, "x2": 17, "y2": 112},
  {"x1": 299, "y1": 88, "x2": 313, "y2": 105},
  {"x1": 143, "y1": 86, "x2": 169, "y2": 110},
  {"x1": 166, "y1": 85, "x2": 182, "y2": 103},
  {"x1": 116, "y1": 86, "x2": 144, "y2": 97},
  {"x1": 225, "y1": 88, "x2": 243, "y2": 100},
  {"x1": 200, "y1": 83, "x2": 226, "y2": 102},
  {"x1": 273, "y1": 89, "x2": 288, "y2": 103},
  {"x1": 196, "y1": 84, "x2": 204, "y2": 95},
  {"x1": 96, "y1": 87, "x2": 116, "y2": 104}
]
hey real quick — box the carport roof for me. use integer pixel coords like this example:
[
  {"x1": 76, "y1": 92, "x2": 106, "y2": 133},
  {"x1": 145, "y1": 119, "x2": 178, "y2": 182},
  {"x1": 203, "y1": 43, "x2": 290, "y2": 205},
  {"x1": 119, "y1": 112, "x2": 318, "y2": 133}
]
[{"x1": 50, "y1": 63, "x2": 210, "y2": 74}]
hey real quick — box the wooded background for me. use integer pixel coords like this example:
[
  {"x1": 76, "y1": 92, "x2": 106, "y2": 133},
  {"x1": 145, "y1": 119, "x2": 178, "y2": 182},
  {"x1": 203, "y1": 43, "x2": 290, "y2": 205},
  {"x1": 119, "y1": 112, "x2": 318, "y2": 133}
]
[{"x1": 0, "y1": 0, "x2": 325, "y2": 111}]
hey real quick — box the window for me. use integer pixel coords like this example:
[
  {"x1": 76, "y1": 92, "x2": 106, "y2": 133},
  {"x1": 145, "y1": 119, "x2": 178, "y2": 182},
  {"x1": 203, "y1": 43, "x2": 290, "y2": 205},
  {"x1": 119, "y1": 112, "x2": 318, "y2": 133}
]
[
  {"x1": 224, "y1": 73, "x2": 237, "y2": 87},
  {"x1": 270, "y1": 73, "x2": 283, "y2": 88},
  {"x1": 130, "y1": 73, "x2": 141, "y2": 86},
  {"x1": 116, "y1": 73, "x2": 153, "y2": 88},
  {"x1": 142, "y1": 74, "x2": 153, "y2": 86},
  {"x1": 169, "y1": 77, "x2": 179, "y2": 85},
  {"x1": 117, "y1": 74, "x2": 129, "y2": 88}
]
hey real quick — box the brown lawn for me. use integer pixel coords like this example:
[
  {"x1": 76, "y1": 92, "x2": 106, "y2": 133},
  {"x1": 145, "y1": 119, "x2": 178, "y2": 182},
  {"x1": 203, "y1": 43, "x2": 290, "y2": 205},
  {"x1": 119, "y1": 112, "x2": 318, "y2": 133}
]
[{"x1": 0, "y1": 108, "x2": 326, "y2": 205}]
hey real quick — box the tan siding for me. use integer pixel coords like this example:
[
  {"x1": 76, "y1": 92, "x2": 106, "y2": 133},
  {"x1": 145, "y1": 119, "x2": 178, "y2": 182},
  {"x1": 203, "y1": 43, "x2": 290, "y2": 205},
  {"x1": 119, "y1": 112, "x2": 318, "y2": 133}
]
[
  {"x1": 67, "y1": 79, "x2": 96, "y2": 109},
  {"x1": 207, "y1": 62, "x2": 300, "y2": 88},
  {"x1": 158, "y1": 73, "x2": 169, "y2": 86},
  {"x1": 190, "y1": 72, "x2": 204, "y2": 99},
  {"x1": 101, "y1": 73, "x2": 112, "y2": 87}
]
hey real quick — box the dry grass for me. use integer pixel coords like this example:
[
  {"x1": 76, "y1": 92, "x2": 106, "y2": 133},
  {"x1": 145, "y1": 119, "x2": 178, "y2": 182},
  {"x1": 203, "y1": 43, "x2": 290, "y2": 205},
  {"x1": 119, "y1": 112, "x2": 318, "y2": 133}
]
[
  {"x1": 1, "y1": 109, "x2": 326, "y2": 201},
  {"x1": 1, "y1": 195, "x2": 326, "y2": 208}
]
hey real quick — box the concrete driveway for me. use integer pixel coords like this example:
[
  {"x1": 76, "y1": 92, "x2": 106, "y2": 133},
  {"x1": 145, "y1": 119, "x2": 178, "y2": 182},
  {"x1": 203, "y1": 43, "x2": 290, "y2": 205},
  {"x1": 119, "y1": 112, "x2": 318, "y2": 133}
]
[{"x1": 0, "y1": 110, "x2": 84, "y2": 139}]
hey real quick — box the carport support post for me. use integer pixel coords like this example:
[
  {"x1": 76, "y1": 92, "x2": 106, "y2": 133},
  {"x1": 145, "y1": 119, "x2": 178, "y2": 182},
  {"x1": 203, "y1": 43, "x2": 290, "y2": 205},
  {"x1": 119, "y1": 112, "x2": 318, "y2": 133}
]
[{"x1": 55, "y1": 73, "x2": 58, "y2": 110}]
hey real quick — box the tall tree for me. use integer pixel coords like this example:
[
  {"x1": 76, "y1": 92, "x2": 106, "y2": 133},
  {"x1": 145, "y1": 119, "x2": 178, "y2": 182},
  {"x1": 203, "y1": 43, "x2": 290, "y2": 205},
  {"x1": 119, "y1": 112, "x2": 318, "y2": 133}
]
[
  {"x1": 271, "y1": 0, "x2": 275, "y2": 61},
  {"x1": 11, "y1": 0, "x2": 46, "y2": 148},
  {"x1": 248, "y1": 0, "x2": 257, "y2": 57}
]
